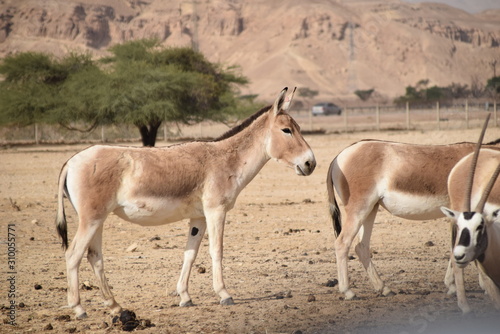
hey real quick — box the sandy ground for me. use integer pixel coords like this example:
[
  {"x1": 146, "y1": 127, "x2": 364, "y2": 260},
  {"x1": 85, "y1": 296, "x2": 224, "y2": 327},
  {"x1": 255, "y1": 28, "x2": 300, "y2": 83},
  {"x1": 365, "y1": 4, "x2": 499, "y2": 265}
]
[{"x1": 2, "y1": 126, "x2": 500, "y2": 334}]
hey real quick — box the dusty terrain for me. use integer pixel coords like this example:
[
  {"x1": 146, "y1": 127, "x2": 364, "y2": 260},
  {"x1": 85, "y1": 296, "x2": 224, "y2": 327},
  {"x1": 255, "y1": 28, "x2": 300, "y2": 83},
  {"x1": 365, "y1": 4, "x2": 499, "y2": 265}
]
[{"x1": 2, "y1": 126, "x2": 500, "y2": 334}]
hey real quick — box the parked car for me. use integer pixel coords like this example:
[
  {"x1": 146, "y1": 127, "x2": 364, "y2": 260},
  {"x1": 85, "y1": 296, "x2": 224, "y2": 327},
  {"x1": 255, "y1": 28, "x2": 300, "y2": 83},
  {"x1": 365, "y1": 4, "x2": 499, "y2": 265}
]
[{"x1": 312, "y1": 102, "x2": 342, "y2": 116}]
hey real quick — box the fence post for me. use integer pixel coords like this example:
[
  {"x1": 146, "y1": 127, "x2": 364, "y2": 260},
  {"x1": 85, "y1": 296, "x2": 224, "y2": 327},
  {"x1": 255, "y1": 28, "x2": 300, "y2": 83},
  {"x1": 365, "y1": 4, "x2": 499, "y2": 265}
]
[
  {"x1": 494, "y1": 101, "x2": 498, "y2": 127},
  {"x1": 34, "y1": 123, "x2": 39, "y2": 145},
  {"x1": 309, "y1": 109, "x2": 312, "y2": 132},
  {"x1": 101, "y1": 125, "x2": 105, "y2": 143},
  {"x1": 344, "y1": 107, "x2": 348, "y2": 133},
  {"x1": 465, "y1": 99, "x2": 469, "y2": 129},
  {"x1": 436, "y1": 101, "x2": 440, "y2": 130},
  {"x1": 406, "y1": 102, "x2": 410, "y2": 130},
  {"x1": 376, "y1": 104, "x2": 380, "y2": 131}
]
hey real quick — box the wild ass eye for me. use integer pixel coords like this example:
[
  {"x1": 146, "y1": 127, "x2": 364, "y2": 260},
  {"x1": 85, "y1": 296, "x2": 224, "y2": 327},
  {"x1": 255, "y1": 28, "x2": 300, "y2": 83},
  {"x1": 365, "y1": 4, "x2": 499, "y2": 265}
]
[{"x1": 281, "y1": 128, "x2": 292, "y2": 135}]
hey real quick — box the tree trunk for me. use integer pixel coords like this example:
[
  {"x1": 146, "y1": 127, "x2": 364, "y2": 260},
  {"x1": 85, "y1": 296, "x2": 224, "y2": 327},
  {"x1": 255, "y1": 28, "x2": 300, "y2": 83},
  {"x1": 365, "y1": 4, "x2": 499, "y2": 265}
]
[{"x1": 137, "y1": 121, "x2": 162, "y2": 147}]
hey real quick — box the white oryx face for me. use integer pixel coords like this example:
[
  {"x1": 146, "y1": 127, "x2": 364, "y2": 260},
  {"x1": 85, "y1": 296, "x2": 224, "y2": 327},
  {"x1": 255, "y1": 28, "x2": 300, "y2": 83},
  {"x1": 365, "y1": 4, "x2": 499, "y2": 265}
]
[{"x1": 441, "y1": 208, "x2": 490, "y2": 268}]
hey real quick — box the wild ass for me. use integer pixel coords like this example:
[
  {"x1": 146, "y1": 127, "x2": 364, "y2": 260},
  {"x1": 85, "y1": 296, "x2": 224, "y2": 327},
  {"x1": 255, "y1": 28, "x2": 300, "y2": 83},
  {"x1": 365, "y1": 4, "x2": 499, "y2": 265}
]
[
  {"x1": 326, "y1": 138, "x2": 500, "y2": 300},
  {"x1": 56, "y1": 87, "x2": 316, "y2": 319},
  {"x1": 441, "y1": 127, "x2": 500, "y2": 313}
]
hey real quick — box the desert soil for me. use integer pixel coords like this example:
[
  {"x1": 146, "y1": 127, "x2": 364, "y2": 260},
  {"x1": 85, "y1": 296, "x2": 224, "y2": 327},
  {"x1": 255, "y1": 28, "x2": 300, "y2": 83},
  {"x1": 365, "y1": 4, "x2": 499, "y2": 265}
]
[{"x1": 2, "y1": 126, "x2": 500, "y2": 334}]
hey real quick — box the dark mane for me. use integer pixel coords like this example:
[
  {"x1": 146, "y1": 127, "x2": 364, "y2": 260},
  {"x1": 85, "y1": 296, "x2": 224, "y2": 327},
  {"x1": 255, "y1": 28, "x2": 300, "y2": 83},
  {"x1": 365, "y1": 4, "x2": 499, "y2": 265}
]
[{"x1": 213, "y1": 105, "x2": 271, "y2": 141}]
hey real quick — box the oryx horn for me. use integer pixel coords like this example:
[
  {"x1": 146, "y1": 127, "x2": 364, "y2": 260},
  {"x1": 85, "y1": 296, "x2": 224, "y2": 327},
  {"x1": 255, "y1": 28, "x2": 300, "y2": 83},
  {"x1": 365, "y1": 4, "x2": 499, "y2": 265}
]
[
  {"x1": 464, "y1": 113, "x2": 491, "y2": 212},
  {"x1": 475, "y1": 163, "x2": 500, "y2": 213}
]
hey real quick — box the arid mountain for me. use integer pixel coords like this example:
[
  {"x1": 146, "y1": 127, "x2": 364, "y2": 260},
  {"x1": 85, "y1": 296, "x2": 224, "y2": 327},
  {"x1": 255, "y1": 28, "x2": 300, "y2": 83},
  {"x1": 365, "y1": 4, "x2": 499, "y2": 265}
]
[{"x1": 1, "y1": 0, "x2": 499, "y2": 103}]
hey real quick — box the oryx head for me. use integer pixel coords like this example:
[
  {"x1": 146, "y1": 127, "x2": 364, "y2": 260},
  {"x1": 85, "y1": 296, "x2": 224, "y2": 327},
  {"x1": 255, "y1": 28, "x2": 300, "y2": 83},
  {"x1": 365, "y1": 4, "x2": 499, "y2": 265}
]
[{"x1": 441, "y1": 114, "x2": 500, "y2": 268}]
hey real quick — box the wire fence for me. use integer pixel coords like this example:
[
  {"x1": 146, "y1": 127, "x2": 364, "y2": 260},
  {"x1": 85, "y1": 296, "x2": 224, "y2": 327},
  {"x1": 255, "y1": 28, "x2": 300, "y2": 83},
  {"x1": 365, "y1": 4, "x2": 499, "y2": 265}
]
[{"x1": 0, "y1": 101, "x2": 498, "y2": 146}]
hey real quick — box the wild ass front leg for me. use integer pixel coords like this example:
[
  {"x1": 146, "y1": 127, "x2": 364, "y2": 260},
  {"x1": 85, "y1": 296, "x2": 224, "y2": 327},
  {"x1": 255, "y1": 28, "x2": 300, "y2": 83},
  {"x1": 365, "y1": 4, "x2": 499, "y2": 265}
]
[
  {"x1": 176, "y1": 218, "x2": 207, "y2": 307},
  {"x1": 444, "y1": 256, "x2": 456, "y2": 295},
  {"x1": 206, "y1": 209, "x2": 234, "y2": 305},
  {"x1": 453, "y1": 263, "x2": 471, "y2": 314},
  {"x1": 87, "y1": 225, "x2": 122, "y2": 315}
]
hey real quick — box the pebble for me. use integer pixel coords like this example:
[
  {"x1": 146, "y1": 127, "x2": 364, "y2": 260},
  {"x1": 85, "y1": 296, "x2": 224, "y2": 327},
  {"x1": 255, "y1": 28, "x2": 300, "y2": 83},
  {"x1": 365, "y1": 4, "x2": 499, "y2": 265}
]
[{"x1": 126, "y1": 243, "x2": 138, "y2": 252}]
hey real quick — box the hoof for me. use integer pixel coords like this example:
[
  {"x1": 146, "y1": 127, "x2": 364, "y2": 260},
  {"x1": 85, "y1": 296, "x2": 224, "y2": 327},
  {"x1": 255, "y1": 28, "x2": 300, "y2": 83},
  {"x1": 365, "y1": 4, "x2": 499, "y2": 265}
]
[
  {"x1": 344, "y1": 290, "x2": 357, "y2": 300},
  {"x1": 76, "y1": 312, "x2": 88, "y2": 320},
  {"x1": 381, "y1": 287, "x2": 395, "y2": 297},
  {"x1": 220, "y1": 297, "x2": 235, "y2": 306},
  {"x1": 180, "y1": 300, "x2": 194, "y2": 307}
]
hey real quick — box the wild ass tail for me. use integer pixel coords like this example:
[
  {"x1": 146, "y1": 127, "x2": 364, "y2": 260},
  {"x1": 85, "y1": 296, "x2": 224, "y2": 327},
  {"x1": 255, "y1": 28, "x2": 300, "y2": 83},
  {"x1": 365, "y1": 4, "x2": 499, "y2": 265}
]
[
  {"x1": 327, "y1": 160, "x2": 342, "y2": 237},
  {"x1": 56, "y1": 163, "x2": 69, "y2": 250}
]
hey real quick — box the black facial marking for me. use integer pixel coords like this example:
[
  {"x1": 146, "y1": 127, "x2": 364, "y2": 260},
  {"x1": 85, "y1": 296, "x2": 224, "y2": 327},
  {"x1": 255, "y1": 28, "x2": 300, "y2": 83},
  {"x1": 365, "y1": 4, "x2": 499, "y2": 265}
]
[
  {"x1": 458, "y1": 228, "x2": 471, "y2": 247},
  {"x1": 451, "y1": 224, "x2": 457, "y2": 245},
  {"x1": 191, "y1": 227, "x2": 199, "y2": 236},
  {"x1": 463, "y1": 211, "x2": 475, "y2": 220},
  {"x1": 477, "y1": 253, "x2": 486, "y2": 263}
]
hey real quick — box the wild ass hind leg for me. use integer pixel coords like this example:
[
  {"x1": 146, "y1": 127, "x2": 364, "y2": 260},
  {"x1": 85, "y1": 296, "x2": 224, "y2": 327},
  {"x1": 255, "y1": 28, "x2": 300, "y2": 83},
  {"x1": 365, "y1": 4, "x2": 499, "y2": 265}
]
[
  {"x1": 206, "y1": 208, "x2": 234, "y2": 305},
  {"x1": 65, "y1": 219, "x2": 104, "y2": 319},
  {"x1": 335, "y1": 206, "x2": 376, "y2": 300},
  {"x1": 176, "y1": 218, "x2": 207, "y2": 307},
  {"x1": 355, "y1": 207, "x2": 394, "y2": 297},
  {"x1": 87, "y1": 224, "x2": 122, "y2": 315}
]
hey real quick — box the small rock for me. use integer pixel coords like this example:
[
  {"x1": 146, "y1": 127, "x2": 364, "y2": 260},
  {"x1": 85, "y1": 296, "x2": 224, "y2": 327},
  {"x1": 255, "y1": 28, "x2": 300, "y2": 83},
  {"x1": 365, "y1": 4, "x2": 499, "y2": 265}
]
[
  {"x1": 98, "y1": 322, "x2": 109, "y2": 329},
  {"x1": 307, "y1": 294, "x2": 316, "y2": 302},
  {"x1": 55, "y1": 315, "x2": 71, "y2": 322},
  {"x1": 66, "y1": 328, "x2": 77, "y2": 333},
  {"x1": 43, "y1": 323, "x2": 53, "y2": 330},
  {"x1": 31, "y1": 219, "x2": 39, "y2": 225},
  {"x1": 34, "y1": 284, "x2": 42, "y2": 290},
  {"x1": 325, "y1": 279, "x2": 338, "y2": 287},
  {"x1": 81, "y1": 281, "x2": 94, "y2": 290},
  {"x1": 18, "y1": 302, "x2": 25, "y2": 308},
  {"x1": 425, "y1": 241, "x2": 435, "y2": 247},
  {"x1": 126, "y1": 243, "x2": 138, "y2": 252},
  {"x1": 197, "y1": 266, "x2": 206, "y2": 274}
]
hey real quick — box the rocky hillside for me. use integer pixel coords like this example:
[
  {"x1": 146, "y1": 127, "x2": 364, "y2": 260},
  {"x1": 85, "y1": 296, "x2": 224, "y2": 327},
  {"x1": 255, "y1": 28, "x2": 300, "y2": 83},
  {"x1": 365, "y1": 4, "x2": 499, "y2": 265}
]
[{"x1": 1, "y1": 0, "x2": 499, "y2": 103}]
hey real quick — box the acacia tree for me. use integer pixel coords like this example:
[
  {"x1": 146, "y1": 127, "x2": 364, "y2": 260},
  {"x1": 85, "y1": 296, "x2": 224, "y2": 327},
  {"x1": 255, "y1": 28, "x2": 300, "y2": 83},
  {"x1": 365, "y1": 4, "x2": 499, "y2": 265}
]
[
  {"x1": 103, "y1": 39, "x2": 252, "y2": 146},
  {"x1": 0, "y1": 39, "x2": 255, "y2": 147}
]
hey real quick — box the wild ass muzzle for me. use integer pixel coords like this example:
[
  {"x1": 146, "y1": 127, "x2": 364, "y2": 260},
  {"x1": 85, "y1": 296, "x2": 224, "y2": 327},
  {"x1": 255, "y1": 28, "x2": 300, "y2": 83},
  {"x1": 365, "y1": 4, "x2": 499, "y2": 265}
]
[
  {"x1": 56, "y1": 87, "x2": 316, "y2": 319},
  {"x1": 327, "y1": 137, "x2": 500, "y2": 300},
  {"x1": 441, "y1": 115, "x2": 500, "y2": 313}
]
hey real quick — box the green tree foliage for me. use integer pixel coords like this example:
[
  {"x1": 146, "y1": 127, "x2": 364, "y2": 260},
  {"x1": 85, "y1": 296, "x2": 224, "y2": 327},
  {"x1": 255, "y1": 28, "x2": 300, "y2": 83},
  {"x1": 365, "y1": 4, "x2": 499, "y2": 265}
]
[
  {"x1": 0, "y1": 39, "x2": 255, "y2": 146},
  {"x1": 102, "y1": 39, "x2": 252, "y2": 146},
  {"x1": 354, "y1": 89, "x2": 374, "y2": 101},
  {"x1": 486, "y1": 76, "x2": 500, "y2": 95},
  {"x1": 393, "y1": 80, "x2": 472, "y2": 106}
]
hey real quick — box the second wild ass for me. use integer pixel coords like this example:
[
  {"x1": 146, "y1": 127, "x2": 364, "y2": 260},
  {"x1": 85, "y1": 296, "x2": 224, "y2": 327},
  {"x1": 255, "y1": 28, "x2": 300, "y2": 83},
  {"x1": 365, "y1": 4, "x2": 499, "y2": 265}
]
[
  {"x1": 55, "y1": 87, "x2": 316, "y2": 319},
  {"x1": 327, "y1": 138, "x2": 500, "y2": 300}
]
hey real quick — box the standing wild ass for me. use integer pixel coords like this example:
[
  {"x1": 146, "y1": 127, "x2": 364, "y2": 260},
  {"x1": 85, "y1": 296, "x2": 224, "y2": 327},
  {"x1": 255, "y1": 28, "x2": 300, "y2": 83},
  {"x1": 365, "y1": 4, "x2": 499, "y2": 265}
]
[
  {"x1": 441, "y1": 120, "x2": 500, "y2": 313},
  {"x1": 327, "y1": 138, "x2": 500, "y2": 300},
  {"x1": 56, "y1": 87, "x2": 316, "y2": 319}
]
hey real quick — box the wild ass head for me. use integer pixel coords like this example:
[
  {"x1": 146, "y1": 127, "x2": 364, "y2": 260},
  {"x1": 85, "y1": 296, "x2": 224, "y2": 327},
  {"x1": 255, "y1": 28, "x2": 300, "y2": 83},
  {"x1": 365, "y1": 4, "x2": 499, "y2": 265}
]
[
  {"x1": 441, "y1": 115, "x2": 500, "y2": 268},
  {"x1": 266, "y1": 87, "x2": 316, "y2": 176}
]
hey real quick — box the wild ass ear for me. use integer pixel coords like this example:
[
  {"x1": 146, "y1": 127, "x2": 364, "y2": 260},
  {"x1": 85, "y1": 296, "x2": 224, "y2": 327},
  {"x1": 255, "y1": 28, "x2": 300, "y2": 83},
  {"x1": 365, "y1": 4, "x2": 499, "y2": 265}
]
[
  {"x1": 282, "y1": 87, "x2": 297, "y2": 112},
  {"x1": 441, "y1": 207, "x2": 459, "y2": 219},
  {"x1": 272, "y1": 87, "x2": 288, "y2": 115}
]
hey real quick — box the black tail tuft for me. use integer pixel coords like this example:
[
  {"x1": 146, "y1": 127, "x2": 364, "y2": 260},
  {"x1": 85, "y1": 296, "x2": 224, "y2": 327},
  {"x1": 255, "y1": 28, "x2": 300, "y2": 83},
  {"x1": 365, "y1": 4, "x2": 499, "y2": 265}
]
[
  {"x1": 56, "y1": 218, "x2": 69, "y2": 250},
  {"x1": 327, "y1": 160, "x2": 342, "y2": 237}
]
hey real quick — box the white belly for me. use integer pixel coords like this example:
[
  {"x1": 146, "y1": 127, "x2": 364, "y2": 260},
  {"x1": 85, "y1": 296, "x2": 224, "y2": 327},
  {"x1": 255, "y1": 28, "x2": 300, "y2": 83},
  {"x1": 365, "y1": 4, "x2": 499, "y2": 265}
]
[
  {"x1": 380, "y1": 192, "x2": 449, "y2": 220},
  {"x1": 114, "y1": 197, "x2": 203, "y2": 226}
]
